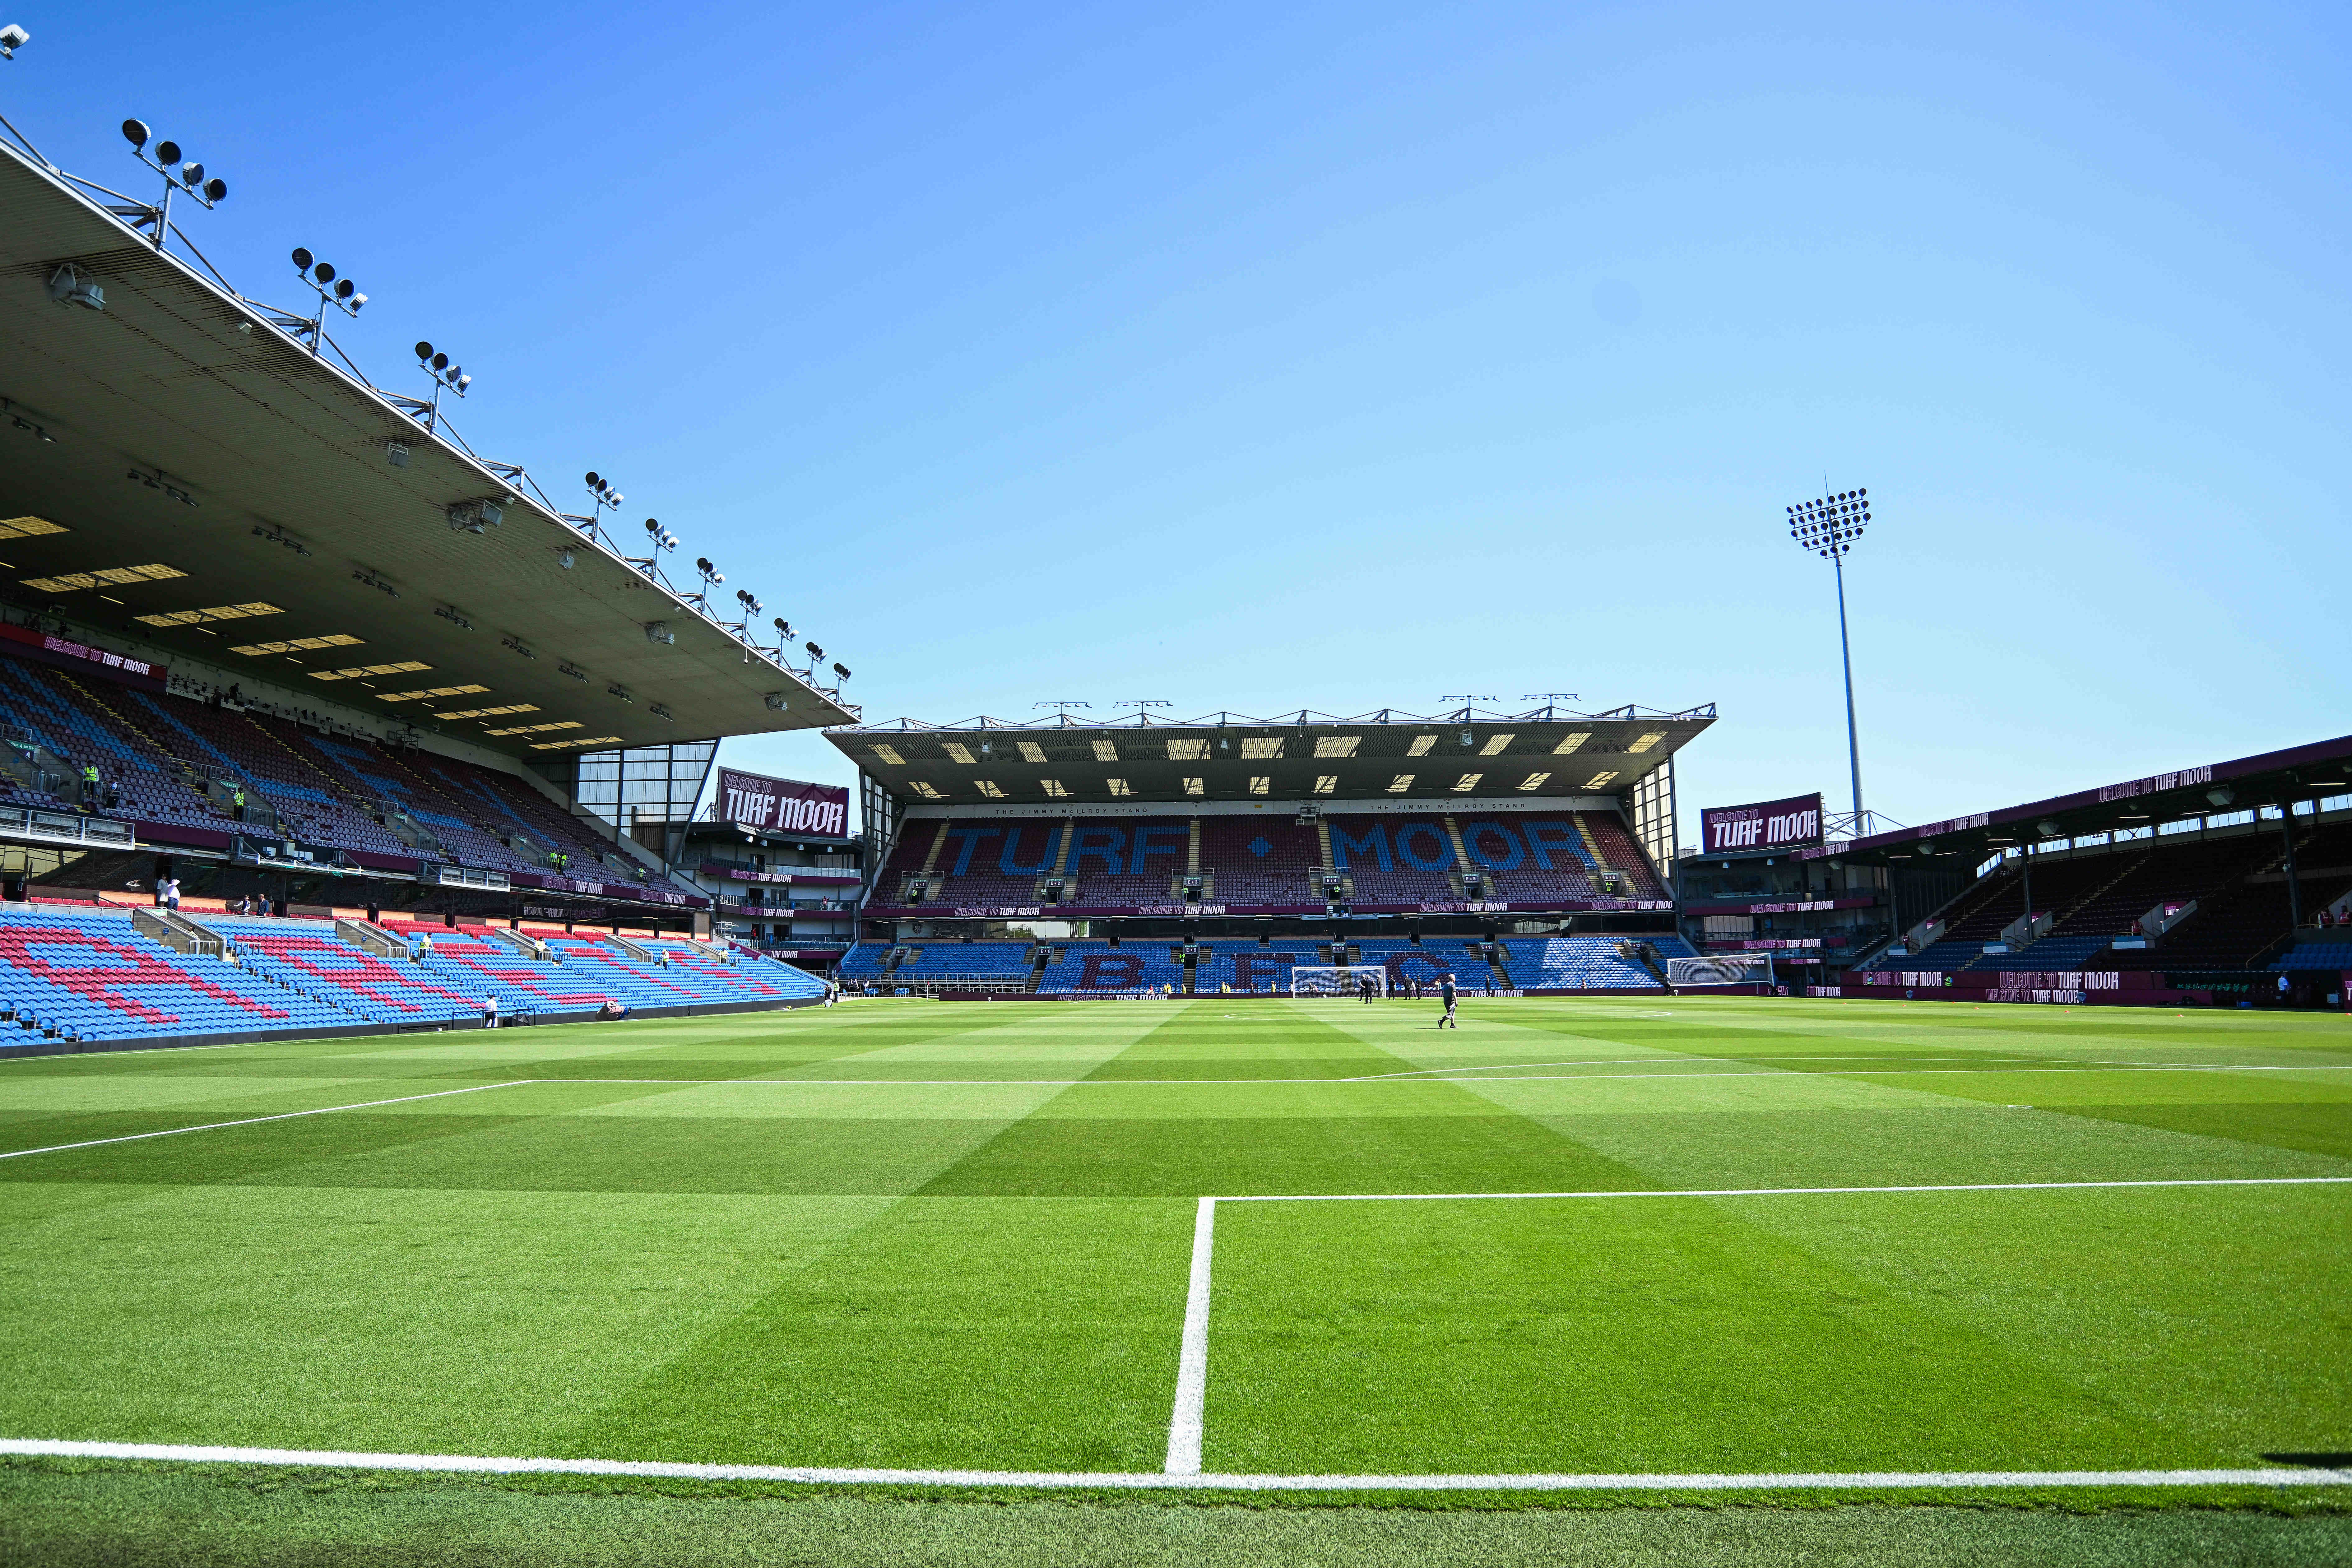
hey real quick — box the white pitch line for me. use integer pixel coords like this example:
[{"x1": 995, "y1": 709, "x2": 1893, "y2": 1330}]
[
  {"x1": 511, "y1": 1062, "x2": 2352, "y2": 1087},
  {"x1": 0, "y1": 1080, "x2": 537, "y2": 1162},
  {"x1": 1369, "y1": 1064, "x2": 2352, "y2": 1084},
  {"x1": 1210, "y1": 1176, "x2": 2352, "y2": 1204},
  {"x1": 1345, "y1": 1055, "x2": 2352, "y2": 1080},
  {"x1": 1165, "y1": 1197, "x2": 1217, "y2": 1476},
  {"x1": 0, "y1": 1440, "x2": 2340, "y2": 1492}
]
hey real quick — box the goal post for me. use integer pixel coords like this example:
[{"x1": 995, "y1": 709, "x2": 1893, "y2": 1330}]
[
  {"x1": 1290, "y1": 965, "x2": 1388, "y2": 998},
  {"x1": 1665, "y1": 953, "x2": 1774, "y2": 990}
]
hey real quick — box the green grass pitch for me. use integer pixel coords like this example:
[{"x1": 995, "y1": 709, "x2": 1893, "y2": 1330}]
[{"x1": 1, "y1": 994, "x2": 2348, "y2": 1556}]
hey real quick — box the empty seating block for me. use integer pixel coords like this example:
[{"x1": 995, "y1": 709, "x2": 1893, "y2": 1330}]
[
  {"x1": 1504, "y1": 936, "x2": 1671, "y2": 991},
  {"x1": 0, "y1": 906, "x2": 359, "y2": 1043},
  {"x1": 1034, "y1": 942, "x2": 1186, "y2": 994}
]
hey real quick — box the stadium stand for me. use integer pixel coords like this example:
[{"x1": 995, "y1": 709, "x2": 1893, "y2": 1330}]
[
  {"x1": 1192, "y1": 942, "x2": 1326, "y2": 994},
  {"x1": 0, "y1": 901, "x2": 822, "y2": 1049},
  {"x1": 871, "y1": 807, "x2": 1666, "y2": 912},
  {"x1": 0, "y1": 904, "x2": 361, "y2": 1044},
  {"x1": 1504, "y1": 935, "x2": 1681, "y2": 991},
  {"x1": 1035, "y1": 941, "x2": 1187, "y2": 994},
  {"x1": 1891, "y1": 824, "x2": 2352, "y2": 976},
  {"x1": 0, "y1": 650, "x2": 683, "y2": 887},
  {"x1": 1194, "y1": 817, "x2": 1322, "y2": 903}
]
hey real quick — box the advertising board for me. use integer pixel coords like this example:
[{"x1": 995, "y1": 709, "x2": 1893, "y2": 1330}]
[
  {"x1": 714, "y1": 769, "x2": 851, "y2": 839},
  {"x1": 1698, "y1": 791, "x2": 1824, "y2": 854}
]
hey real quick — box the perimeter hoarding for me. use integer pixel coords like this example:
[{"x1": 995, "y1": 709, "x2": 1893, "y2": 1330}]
[
  {"x1": 713, "y1": 769, "x2": 851, "y2": 839},
  {"x1": 1699, "y1": 791, "x2": 1824, "y2": 854}
]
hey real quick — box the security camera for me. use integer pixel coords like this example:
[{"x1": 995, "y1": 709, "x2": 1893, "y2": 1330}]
[{"x1": 0, "y1": 25, "x2": 29, "y2": 59}]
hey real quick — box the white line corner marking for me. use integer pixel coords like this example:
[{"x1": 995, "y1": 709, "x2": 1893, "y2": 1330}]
[{"x1": 1160, "y1": 1176, "x2": 2350, "y2": 1475}]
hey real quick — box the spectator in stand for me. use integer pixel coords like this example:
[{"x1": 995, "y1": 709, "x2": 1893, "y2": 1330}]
[{"x1": 415, "y1": 931, "x2": 434, "y2": 962}]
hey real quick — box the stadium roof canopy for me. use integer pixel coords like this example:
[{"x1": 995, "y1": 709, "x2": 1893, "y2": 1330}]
[
  {"x1": 0, "y1": 132, "x2": 852, "y2": 761},
  {"x1": 828, "y1": 702, "x2": 1715, "y2": 807},
  {"x1": 1791, "y1": 733, "x2": 2352, "y2": 869}
]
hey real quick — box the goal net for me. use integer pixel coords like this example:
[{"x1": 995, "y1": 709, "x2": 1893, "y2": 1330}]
[
  {"x1": 1291, "y1": 965, "x2": 1388, "y2": 998},
  {"x1": 1665, "y1": 954, "x2": 1774, "y2": 989}
]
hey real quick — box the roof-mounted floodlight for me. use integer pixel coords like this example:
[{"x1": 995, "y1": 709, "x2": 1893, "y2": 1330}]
[
  {"x1": 287, "y1": 246, "x2": 364, "y2": 358},
  {"x1": 831, "y1": 663, "x2": 851, "y2": 681},
  {"x1": 772, "y1": 617, "x2": 794, "y2": 639},
  {"x1": 119, "y1": 117, "x2": 226, "y2": 251},
  {"x1": 1, "y1": 23, "x2": 29, "y2": 59},
  {"x1": 403, "y1": 341, "x2": 470, "y2": 431},
  {"x1": 805, "y1": 642, "x2": 825, "y2": 662}
]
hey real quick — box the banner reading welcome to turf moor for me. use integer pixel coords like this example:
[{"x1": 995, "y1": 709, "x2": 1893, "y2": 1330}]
[
  {"x1": 712, "y1": 770, "x2": 851, "y2": 838},
  {"x1": 1699, "y1": 791, "x2": 1824, "y2": 854}
]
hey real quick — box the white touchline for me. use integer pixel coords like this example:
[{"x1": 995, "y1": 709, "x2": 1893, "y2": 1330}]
[
  {"x1": 0, "y1": 1080, "x2": 537, "y2": 1162},
  {"x1": 1210, "y1": 1176, "x2": 2352, "y2": 1204},
  {"x1": 0, "y1": 1440, "x2": 2341, "y2": 1493},
  {"x1": 1347, "y1": 1056, "x2": 2352, "y2": 1080},
  {"x1": 516, "y1": 1061, "x2": 2352, "y2": 1088},
  {"x1": 1162, "y1": 1175, "x2": 2350, "y2": 1472},
  {"x1": 1349, "y1": 1064, "x2": 2352, "y2": 1084},
  {"x1": 1165, "y1": 1197, "x2": 1217, "y2": 1475}
]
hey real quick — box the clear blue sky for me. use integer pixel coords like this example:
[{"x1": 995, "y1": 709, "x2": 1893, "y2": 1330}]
[{"x1": 10, "y1": 2, "x2": 2346, "y2": 839}]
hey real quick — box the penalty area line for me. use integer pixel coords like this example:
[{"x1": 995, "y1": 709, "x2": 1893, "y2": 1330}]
[
  {"x1": 0, "y1": 1440, "x2": 2342, "y2": 1492},
  {"x1": 0, "y1": 1080, "x2": 538, "y2": 1162}
]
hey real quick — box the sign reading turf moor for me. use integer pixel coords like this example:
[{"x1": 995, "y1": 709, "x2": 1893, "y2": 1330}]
[
  {"x1": 713, "y1": 769, "x2": 850, "y2": 839},
  {"x1": 1699, "y1": 791, "x2": 1824, "y2": 854}
]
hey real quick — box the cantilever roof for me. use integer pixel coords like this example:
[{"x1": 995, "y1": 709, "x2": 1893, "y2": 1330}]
[
  {"x1": 0, "y1": 134, "x2": 852, "y2": 758},
  {"x1": 1790, "y1": 733, "x2": 2352, "y2": 868},
  {"x1": 828, "y1": 703, "x2": 1715, "y2": 807}
]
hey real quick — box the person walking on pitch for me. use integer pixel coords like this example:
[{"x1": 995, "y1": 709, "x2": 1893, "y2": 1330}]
[{"x1": 1437, "y1": 971, "x2": 1458, "y2": 1028}]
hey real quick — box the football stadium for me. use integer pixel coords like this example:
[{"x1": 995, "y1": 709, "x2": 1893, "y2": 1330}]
[{"x1": 1, "y1": 18, "x2": 2347, "y2": 1568}]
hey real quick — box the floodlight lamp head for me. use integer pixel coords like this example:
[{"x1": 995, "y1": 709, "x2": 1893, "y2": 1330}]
[
  {"x1": 772, "y1": 618, "x2": 791, "y2": 637},
  {"x1": 452, "y1": 372, "x2": 469, "y2": 391},
  {"x1": 179, "y1": 161, "x2": 203, "y2": 187},
  {"x1": 155, "y1": 139, "x2": 181, "y2": 165},
  {"x1": 123, "y1": 118, "x2": 150, "y2": 148},
  {"x1": 644, "y1": 517, "x2": 660, "y2": 536},
  {"x1": 832, "y1": 663, "x2": 851, "y2": 680},
  {"x1": 585, "y1": 471, "x2": 601, "y2": 489},
  {"x1": 334, "y1": 278, "x2": 355, "y2": 300},
  {"x1": 291, "y1": 247, "x2": 313, "y2": 271},
  {"x1": 312, "y1": 261, "x2": 335, "y2": 285},
  {"x1": 203, "y1": 177, "x2": 227, "y2": 202}
]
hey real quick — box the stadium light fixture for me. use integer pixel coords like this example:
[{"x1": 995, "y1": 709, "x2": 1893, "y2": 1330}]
[
  {"x1": 405, "y1": 341, "x2": 470, "y2": 433},
  {"x1": 1787, "y1": 486, "x2": 1872, "y2": 832},
  {"x1": 287, "y1": 247, "x2": 365, "y2": 358},
  {"x1": 1, "y1": 23, "x2": 28, "y2": 59},
  {"x1": 120, "y1": 118, "x2": 228, "y2": 252}
]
